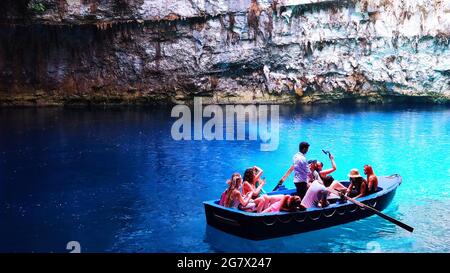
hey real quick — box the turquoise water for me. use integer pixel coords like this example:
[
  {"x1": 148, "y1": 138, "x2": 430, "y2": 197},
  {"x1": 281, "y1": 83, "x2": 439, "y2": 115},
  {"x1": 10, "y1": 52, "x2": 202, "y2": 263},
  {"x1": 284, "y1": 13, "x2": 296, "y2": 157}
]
[{"x1": 0, "y1": 104, "x2": 449, "y2": 252}]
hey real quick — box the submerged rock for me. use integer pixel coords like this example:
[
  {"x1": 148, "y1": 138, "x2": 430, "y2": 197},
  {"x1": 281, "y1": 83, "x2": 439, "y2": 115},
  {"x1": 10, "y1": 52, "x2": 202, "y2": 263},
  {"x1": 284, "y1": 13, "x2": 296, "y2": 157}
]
[{"x1": 0, "y1": 0, "x2": 449, "y2": 105}]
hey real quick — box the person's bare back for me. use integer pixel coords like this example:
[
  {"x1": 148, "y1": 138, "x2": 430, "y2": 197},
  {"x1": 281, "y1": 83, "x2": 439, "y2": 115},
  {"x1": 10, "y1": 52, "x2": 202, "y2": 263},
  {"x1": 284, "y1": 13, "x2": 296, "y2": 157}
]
[{"x1": 364, "y1": 165, "x2": 378, "y2": 193}]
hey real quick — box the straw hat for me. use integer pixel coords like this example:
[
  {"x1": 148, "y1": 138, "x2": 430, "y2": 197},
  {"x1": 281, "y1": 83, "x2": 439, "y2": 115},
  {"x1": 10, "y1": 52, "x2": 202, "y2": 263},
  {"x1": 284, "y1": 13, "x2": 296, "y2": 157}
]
[{"x1": 348, "y1": 168, "x2": 362, "y2": 178}]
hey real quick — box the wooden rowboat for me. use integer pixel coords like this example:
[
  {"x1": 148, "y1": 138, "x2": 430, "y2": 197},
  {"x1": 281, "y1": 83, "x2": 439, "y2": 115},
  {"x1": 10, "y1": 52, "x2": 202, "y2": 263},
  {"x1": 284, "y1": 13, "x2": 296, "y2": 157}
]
[{"x1": 203, "y1": 174, "x2": 402, "y2": 240}]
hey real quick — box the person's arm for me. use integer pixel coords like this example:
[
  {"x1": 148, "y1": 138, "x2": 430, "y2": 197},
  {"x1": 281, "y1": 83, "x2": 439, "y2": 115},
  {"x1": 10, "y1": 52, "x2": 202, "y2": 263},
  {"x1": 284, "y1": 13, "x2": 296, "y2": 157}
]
[
  {"x1": 242, "y1": 181, "x2": 252, "y2": 196},
  {"x1": 345, "y1": 182, "x2": 353, "y2": 196},
  {"x1": 288, "y1": 165, "x2": 295, "y2": 173},
  {"x1": 367, "y1": 175, "x2": 377, "y2": 192},
  {"x1": 253, "y1": 178, "x2": 266, "y2": 197},
  {"x1": 305, "y1": 158, "x2": 311, "y2": 177},
  {"x1": 306, "y1": 164, "x2": 314, "y2": 183},
  {"x1": 320, "y1": 154, "x2": 337, "y2": 177},
  {"x1": 236, "y1": 190, "x2": 252, "y2": 207},
  {"x1": 354, "y1": 180, "x2": 367, "y2": 199},
  {"x1": 253, "y1": 166, "x2": 264, "y2": 183},
  {"x1": 318, "y1": 189, "x2": 329, "y2": 207},
  {"x1": 263, "y1": 195, "x2": 288, "y2": 213},
  {"x1": 367, "y1": 176, "x2": 373, "y2": 192}
]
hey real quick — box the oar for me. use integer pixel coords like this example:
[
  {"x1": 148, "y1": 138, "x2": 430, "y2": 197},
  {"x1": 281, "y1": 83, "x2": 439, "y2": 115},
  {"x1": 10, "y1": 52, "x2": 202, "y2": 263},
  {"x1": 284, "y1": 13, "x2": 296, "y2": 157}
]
[
  {"x1": 327, "y1": 188, "x2": 414, "y2": 233},
  {"x1": 272, "y1": 165, "x2": 294, "y2": 192}
]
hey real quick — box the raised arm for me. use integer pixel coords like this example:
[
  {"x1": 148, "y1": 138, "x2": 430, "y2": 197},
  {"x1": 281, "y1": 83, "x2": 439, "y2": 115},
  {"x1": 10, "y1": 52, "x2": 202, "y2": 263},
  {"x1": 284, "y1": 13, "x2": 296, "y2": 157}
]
[
  {"x1": 253, "y1": 166, "x2": 264, "y2": 182},
  {"x1": 320, "y1": 154, "x2": 336, "y2": 177}
]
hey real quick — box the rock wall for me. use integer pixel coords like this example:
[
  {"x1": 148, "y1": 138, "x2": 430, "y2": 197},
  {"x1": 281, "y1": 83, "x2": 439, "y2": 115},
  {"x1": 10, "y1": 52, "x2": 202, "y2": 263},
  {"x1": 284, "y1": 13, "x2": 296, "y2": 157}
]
[{"x1": 1, "y1": 0, "x2": 450, "y2": 105}]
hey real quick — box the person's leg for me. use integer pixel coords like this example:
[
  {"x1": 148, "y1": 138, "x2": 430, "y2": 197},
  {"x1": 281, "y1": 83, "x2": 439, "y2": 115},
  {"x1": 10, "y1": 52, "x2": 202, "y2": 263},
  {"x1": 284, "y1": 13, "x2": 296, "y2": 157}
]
[
  {"x1": 253, "y1": 196, "x2": 264, "y2": 206},
  {"x1": 256, "y1": 195, "x2": 284, "y2": 213},
  {"x1": 330, "y1": 180, "x2": 347, "y2": 192},
  {"x1": 294, "y1": 182, "x2": 302, "y2": 197},
  {"x1": 262, "y1": 198, "x2": 285, "y2": 213},
  {"x1": 267, "y1": 195, "x2": 284, "y2": 203},
  {"x1": 295, "y1": 182, "x2": 307, "y2": 199},
  {"x1": 255, "y1": 196, "x2": 267, "y2": 213}
]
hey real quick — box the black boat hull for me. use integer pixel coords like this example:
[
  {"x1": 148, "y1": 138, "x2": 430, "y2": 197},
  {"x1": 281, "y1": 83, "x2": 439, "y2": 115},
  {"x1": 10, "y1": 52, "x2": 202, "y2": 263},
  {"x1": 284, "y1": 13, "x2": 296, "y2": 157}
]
[{"x1": 204, "y1": 175, "x2": 401, "y2": 240}]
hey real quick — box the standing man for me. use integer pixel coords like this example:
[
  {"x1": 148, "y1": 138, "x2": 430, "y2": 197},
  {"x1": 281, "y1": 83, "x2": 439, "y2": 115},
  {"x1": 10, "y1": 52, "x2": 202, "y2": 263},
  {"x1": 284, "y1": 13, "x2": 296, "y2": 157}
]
[{"x1": 293, "y1": 141, "x2": 310, "y2": 198}]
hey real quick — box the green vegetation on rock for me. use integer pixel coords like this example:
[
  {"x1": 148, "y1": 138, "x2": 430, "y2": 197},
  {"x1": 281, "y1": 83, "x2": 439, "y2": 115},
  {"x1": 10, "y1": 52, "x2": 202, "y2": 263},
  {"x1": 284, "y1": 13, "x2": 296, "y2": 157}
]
[{"x1": 28, "y1": 0, "x2": 46, "y2": 14}]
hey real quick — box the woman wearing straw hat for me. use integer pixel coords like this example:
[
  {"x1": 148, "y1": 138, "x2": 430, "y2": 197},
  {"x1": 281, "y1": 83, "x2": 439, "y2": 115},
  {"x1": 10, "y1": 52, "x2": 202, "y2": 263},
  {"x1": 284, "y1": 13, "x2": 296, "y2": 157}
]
[{"x1": 345, "y1": 169, "x2": 368, "y2": 199}]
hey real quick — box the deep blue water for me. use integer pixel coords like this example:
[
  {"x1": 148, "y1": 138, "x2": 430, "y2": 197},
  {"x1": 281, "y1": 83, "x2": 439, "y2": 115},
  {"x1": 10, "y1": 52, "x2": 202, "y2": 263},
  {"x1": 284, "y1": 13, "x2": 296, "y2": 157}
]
[{"x1": 0, "y1": 104, "x2": 449, "y2": 253}]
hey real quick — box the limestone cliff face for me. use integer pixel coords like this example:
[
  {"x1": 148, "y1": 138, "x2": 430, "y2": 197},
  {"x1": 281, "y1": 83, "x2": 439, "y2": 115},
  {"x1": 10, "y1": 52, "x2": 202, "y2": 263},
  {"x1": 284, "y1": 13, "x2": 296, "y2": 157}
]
[{"x1": 1, "y1": 0, "x2": 450, "y2": 105}]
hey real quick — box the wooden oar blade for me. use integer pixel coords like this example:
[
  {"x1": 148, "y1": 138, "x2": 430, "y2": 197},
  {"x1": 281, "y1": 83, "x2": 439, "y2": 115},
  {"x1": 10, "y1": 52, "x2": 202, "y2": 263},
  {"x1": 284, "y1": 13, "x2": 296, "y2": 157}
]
[
  {"x1": 326, "y1": 188, "x2": 414, "y2": 233},
  {"x1": 373, "y1": 210, "x2": 414, "y2": 233}
]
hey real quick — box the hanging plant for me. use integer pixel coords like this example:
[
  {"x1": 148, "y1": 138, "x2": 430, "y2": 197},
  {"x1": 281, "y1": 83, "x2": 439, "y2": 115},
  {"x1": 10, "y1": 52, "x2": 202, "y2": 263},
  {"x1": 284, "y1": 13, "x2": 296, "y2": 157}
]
[{"x1": 28, "y1": 0, "x2": 46, "y2": 13}]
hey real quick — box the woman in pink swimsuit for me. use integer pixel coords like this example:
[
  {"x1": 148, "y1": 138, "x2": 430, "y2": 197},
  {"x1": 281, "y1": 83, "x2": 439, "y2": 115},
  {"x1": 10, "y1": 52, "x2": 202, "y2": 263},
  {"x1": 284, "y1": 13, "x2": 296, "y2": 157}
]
[
  {"x1": 242, "y1": 166, "x2": 266, "y2": 198},
  {"x1": 241, "y1": 166, "x2": 285, "y2": 212}
]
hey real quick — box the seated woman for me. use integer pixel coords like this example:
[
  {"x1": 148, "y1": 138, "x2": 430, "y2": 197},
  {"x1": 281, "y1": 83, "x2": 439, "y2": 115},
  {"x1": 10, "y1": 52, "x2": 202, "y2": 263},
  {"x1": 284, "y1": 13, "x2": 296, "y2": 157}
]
[
  {"x1": 242, "y1": 166, "x2": 285, "y2": 212},
  {"x1": 242, "y1": 166, "x2": 266, "y2": 199},
  {"x1": 345, "y1": 169, "x2": 368, "y2": 198},
  {"x1": 307, "y1": 160, "x2": 321, "y2": 184},
  {"x1": 219, "y1": 173, "x2": 254, "y2": 210},
  {"x1": 254, "y1": 194, "x2": 286, "y2": 213},
  {"x1": 316, "y1": 153, "x2": 337, "y2": 180},
  {"x1": 261, "y1": 195, "x2": 301, "y2": 213},
  {"x1": 364, "y1": 164, "x2": 378, "y2": 194}
]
